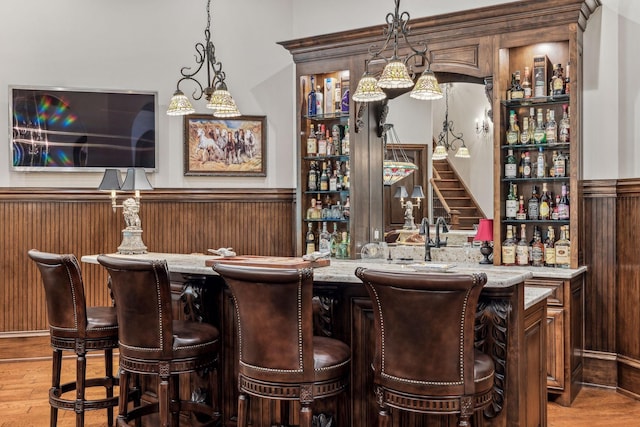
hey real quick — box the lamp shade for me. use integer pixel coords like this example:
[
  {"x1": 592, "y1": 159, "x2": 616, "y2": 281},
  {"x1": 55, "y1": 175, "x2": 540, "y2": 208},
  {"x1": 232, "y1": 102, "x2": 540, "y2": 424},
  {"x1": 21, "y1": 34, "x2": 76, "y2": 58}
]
[
  {"x1": 98, "y1": 169, "x2": 123, "y2": 191},
  {"x1": 352, "y1": 73, "x2": 387, "y2": 102},
  {"x1": 394, "y1": 185, "x2": 409, "y2": 199},
  {"x1": 377, "y1": 61, "x2": 414, "y2": 89},
  {"x1": 410, "y1": 185, "x2": 425, "y2": 199},
  {"x1": 120, "y1": 168, "x2": 153, "y2": 191},
  {"x1": 167, "y1": 90, "x2": 195, "y2": 116},
  {"x1": 455, "y1": 146, "x2": 471, "y2": 158},
  {"x1": 410, "y1": 70, "x2": 443, "y2": 100},
  {"x1": 474, "y1": 219, "x2": 494, "y2": 242},
  {"x1": 432, "y1": 145, "x2": 448, "y2": 160}
]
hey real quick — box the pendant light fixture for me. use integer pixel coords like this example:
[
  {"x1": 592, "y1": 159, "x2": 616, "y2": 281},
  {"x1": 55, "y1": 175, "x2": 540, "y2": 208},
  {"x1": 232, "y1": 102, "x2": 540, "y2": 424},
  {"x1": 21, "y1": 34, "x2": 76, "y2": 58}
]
[
  {"x1": 167, "y1": 0, "x2": 240, "y2": 117},
  {"x1": 352, "y1": 0, "x2": 443, "y2": 103},
  {"x1": 433, "y1": 84, "x2": 470, "y2": 160}
]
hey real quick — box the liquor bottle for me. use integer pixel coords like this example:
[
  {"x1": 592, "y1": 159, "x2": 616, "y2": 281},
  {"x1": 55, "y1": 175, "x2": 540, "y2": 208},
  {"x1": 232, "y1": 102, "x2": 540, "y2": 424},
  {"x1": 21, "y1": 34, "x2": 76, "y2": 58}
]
[
  {"x1": 518, "y1": 152, "x2": 526, "y2": 177},
  {"x1": 529, "y1": 107, "x2": 537, "y2": 132},
  {"x1": 516, "y1": 224, "x2": 530, "y2": 266},
  {"x1": 502, "y1": 225, "x2": 517, "y2": 266},
  {"x1": 531, "y1": 227, "x2": 545, "y2": 267},
  {"x1": 544, "y1": 226, "x2": 556, "y2": 267},
  {"x1": 559, "y1": 104, "x2": 570, "y2": 143},
  {"x1": 522, "y1": 66, "x2": 532, "y2": 98},
  {"x1": 520, "y1": 117, "x2": 531, "y2": 144},
  {"x1": 307, "y1": 161, "x2": 318, "y2": 191},
  {"x1": 337, "y1": 231, "x2": 349, "y2": 259},
  {"x1": 511, "y1": 71, "x2": 525, "y2": 99},
  {"x1": 335, "y1": 162, "x2": 343, "y2": 191},
  {"x1": 546, "y1": 109, "x2": 558, "y2": 145},
  {"x1": 343, "y1": 161, "x2": 350, "y2": 190},
  {"x1": 536, "y1": 146, "x2": 546, "y2": 178},
  {"x1": 517, "y1": 194, "x2": 526, "y2": 219},
  {"x1": 342, "y1": 196, "x2": 350, "y2": 218},
  {"x1": 505, "y1": 148, "x2": 517, "y2": 179},
  {"x1": 564, "y1": 61, "x2": 571, "y2": 95},
  {"x1": 558, "y1": 183, "x2": 570, "y2": 220},
  {"x1": 307, "y1": 76, "x2": 317, "y2": 117},
  {"x1": 306, "y1": 124, "x2": 317, "y2": 156},
  {"x1": 319, "y1": 162, "x2": 329, "y2": 191},
  {"x1": 522, "y1": 151, "x2": 532, "y2": 178},
  {"x1": 331, "y1": 125, "x2": 342, "y2": 155},
  {"x1": 555, "y1": 225, "x2": 571, "y2": 268},
  {"x1": 527, "y1": 185, "x2": 540, "y2": 220},
  {"x1": 552, "y1": 194, "x2": 561, "y2": 220},
  {"x1": 553, "y1": 151, "x2": 566, "y2": 177},
  {"x1": 552, "y1": 64, "x2": 565, "y2": 96},
  {"x1": 317, "y1": 124, "x2": 327, "y2": 156},
  {"x1": 533, "y1": 108, "x2": 546, "y2": 144},
  {"x1": 329, "y1": 170, "x2": 338, "y2": 191},
  {"x1": 329, "y1": 224, "x2": 340, "y2": 258},
  {"x1": 315, "y1": 84, "x2": 324, "y2": 116},
  {"x1": 342, "y1": 124, "x2": 350, "y2": 155},
  {"x1": 306, "y1": 198, "x2": 317, "y2": 219},
  {"x1": 318, "y1": 221, "x2": 330, "y2": 255},
  {"x1": 341, "y1": 88, "x2": 350, "y2": 113},
  {"x1": 506, "y1": 182, "x2": 518, "y2": 219},
  {"x1": 506, "y1": 73, "x2": 514, "y2": 100},
  {"x1": 506, "y1": 110, "x2": 520, "y2": 145},
  {"x1": 305, "y1": 223, "x2": 316, "y2": 255},
  {"x1": 539, "y1": 182, "x2": 551, "y2": 220}
]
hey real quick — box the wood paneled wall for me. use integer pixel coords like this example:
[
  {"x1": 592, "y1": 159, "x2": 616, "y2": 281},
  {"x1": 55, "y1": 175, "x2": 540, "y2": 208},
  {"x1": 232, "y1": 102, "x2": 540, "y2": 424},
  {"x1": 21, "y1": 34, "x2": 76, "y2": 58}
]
[{"x1": 0, "y1": 188, "x2": 295, "y2": 351}]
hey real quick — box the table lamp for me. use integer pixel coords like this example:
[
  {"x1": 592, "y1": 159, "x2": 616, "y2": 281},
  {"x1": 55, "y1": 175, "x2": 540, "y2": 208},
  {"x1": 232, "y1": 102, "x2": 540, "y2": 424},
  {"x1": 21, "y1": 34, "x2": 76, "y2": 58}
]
[{"x1": 474, "y1": 218, "x2": 494, "y2": 265}]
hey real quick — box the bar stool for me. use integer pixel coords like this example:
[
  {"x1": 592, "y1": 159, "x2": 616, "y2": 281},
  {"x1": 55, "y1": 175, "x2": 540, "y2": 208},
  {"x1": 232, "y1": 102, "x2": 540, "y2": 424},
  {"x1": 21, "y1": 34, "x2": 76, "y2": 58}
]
[
  {"x1": 213, "y1": 263, "x2": 350, "y2": 427},
  {"x1": 355, "y1": 268, "x2": 494, "y2": 427},
  {"x1": 97, "y1": 255, "x2": 221, "y2": 427},
  {"x1": 28, "y1": 249, "x2": 120, "y2": 427}
]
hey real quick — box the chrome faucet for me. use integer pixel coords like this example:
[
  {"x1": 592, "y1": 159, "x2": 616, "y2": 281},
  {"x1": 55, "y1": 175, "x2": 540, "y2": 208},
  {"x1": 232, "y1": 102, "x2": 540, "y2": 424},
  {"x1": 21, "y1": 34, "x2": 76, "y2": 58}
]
[
  {"x1": 434, "y1": 217, "x2": 449, "y2": 248},
  {"x1": 419, "y1": 217, "x2": 435, "y2": 262}
]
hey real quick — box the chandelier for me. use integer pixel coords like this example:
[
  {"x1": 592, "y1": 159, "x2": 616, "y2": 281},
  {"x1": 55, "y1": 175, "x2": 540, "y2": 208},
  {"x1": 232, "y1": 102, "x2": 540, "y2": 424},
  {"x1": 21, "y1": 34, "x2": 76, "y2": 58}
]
[
  {"x1": 382, "y1": 124, "x2": 418, "y2": 186},
  {"x1": 433, "y1": 84, "x2": 470, "y2": 160},
  {"x1": 166, "y1": 0, "x2": 240, "y2": 117},
  {"x1": 352, "y1": 0, "x2": 443, "y2": 103}
]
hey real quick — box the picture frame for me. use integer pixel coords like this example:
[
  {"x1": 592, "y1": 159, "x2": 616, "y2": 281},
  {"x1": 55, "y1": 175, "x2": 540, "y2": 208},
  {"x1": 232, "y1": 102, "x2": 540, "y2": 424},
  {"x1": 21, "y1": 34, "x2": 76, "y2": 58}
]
[{"x1": 183, "y1": 114, "x2": 266, "y2": 176}]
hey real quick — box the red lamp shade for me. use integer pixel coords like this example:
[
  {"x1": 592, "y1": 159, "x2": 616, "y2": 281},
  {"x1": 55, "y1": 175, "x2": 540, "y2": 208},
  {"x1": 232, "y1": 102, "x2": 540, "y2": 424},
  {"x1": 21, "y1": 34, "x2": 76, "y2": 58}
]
[{"x1": 474, "y1": 219, "x2": 494, "y2": 242}]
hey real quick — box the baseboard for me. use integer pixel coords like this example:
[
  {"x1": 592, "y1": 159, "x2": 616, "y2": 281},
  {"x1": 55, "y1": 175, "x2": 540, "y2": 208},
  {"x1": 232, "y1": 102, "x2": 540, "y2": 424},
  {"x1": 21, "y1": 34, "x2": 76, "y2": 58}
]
[
  {"x1": 583, "y1": 350, "x2": 617, "y2": 388},
  {"x1": 0, "y1": 331, "x2": 52, "y2": 362}
]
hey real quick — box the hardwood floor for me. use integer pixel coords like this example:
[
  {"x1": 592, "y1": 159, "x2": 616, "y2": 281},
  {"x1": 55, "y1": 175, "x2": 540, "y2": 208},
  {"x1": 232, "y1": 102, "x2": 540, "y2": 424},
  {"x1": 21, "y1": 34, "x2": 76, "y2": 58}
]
[{"x1": 1, "y1": 357, "x2": 639, "y2": 426}]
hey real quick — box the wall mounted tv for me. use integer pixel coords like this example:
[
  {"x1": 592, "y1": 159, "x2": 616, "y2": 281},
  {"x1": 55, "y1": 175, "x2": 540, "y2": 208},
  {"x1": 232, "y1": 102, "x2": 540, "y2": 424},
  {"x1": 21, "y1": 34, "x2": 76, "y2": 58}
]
[{"x1": 10, "y1": 86, "x2": 157, "y2": 171}]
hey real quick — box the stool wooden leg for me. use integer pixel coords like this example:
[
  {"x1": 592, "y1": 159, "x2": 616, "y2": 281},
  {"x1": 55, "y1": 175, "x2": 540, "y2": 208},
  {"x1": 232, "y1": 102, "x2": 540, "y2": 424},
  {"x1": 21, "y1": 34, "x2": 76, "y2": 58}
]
[
  {"x1": 105, "y1": 349, "x2": 114, "y2": 426},
  {"x1": 51, "y1": 349, "x2": 62, "y2": 427},
  {"x1": 237, "y1": 393, "x2": 248, "y2": 427},
  {"x1": 76, "y1": 350, "x2": 86, "y2": 427},
  {"x1": 118, "y1": 370, "x2": 130, "y2": 425},
  {"x1": 170, "y1": 375, "x2": 180, "y2": 426},
  {"x1": 159, "y1": 374, "x2": 170, "y2": 427},
  {"x1": 378, "y1": 407, "x2": 391, "y2": 427},
  {"x1": 300, "y1": 403, "x2": 312, "y2": 427}
]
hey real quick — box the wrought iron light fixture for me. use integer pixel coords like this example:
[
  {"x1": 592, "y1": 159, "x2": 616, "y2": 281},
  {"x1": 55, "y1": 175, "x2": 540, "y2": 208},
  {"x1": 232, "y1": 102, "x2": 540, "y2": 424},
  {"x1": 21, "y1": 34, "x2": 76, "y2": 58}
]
[
  {"x1": 98, "y1": 168, "x2": 153, "y2": 254},
  {"x1": 382, "y1": 124, "x2": 418, "y2": 186},
  {"x1": 433, "y1": 84, "x2": 470, "y2": 160},
  {"x1": 166, "y1": 0, "x2": 240, "y2": 117},
  {"x1": 475, "y1": 108, "x2": 490, "y2": 137},
  {"x1": 352, "y1": 0, "x2": 443, "y2": 103}
]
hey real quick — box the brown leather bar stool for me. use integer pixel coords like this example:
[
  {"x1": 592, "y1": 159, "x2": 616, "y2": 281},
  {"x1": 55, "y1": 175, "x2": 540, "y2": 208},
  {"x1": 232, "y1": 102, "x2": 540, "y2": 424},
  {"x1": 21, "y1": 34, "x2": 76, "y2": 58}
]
[
  {"x1": 97, "y1": 255, "x2": 221, "y2": 427},
  {"x1": 213, "y1": 263, "x2": 350, "y2": 427},
  {"x1": 28, "y1": 249, "x2": 120, "y2": 427},
  {"x1": 355, "y1": 268, "x2": 494, "y2": 427}
]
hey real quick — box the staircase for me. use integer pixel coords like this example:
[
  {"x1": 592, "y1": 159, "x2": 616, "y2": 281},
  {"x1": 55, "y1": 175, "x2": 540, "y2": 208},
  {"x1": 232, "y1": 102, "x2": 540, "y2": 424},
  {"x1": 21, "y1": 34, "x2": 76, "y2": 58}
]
[{"x1": 431, "y1": 159, "x2": 485, "y2": 230}]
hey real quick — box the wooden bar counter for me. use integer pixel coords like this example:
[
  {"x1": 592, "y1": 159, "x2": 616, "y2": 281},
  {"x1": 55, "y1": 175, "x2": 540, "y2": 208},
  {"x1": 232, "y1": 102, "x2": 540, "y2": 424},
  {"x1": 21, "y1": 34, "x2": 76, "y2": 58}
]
[{"x1": 82, "y1": 253, "x2": 556, "y2": 427}]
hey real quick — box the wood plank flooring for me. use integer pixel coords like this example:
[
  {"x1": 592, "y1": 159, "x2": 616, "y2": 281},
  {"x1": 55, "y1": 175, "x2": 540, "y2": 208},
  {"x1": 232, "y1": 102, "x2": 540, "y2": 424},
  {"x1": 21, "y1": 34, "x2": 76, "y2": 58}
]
[{"x1": 1, "y1": 357, "x2": 639, "y2": 426}]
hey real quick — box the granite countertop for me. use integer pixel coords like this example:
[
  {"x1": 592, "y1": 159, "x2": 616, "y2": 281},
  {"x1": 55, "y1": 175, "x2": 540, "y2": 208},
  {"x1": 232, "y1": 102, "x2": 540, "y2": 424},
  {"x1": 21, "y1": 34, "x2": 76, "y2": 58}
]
[{"x1": 81, "y1": 253, "x2": 554, "y2": 310}]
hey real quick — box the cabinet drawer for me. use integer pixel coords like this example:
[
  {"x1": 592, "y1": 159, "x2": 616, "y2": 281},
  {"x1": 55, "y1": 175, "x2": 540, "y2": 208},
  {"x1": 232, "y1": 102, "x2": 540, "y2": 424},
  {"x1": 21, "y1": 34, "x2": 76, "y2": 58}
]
[{"x1": 526, "y1": 278, "x2": 564, "y2": 306}]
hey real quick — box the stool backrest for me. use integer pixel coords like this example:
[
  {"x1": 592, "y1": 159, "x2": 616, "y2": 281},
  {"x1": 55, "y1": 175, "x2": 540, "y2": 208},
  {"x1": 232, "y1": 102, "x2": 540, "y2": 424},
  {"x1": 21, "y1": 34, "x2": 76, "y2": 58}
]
[
  {"x1": 28, "y1": 249, "x2": 88, "y2": 337},
  {"x1": 355, "y1": 267, "x2": 487, "y2": 397},
  {"x1": 213, "y1": 263, "x2": 315, "y2": 383},
  {"x1": 97, "y1": 255, "x2": 173, "y2": 360}
]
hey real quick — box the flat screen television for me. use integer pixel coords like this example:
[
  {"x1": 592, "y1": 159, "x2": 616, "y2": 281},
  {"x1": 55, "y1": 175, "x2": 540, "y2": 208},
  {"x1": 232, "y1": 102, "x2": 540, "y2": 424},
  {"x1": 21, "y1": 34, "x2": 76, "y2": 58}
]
[{"x1": 10, "y1": 86, "x2": 157, "y2": 171}]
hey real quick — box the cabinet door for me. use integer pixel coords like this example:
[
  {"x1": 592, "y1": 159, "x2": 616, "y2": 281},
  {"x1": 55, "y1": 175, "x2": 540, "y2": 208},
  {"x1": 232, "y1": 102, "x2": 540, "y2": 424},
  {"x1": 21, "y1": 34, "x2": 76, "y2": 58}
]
[{"x1": 546, "y1": 306, "x2": 565, "y2": 390}]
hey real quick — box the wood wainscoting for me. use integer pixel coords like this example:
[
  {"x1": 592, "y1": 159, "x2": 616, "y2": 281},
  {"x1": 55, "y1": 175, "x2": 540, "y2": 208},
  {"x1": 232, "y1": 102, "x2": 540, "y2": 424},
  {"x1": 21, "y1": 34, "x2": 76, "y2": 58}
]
[{"x1": 0, "y1": 188, "x2": 295, "y2": 361}]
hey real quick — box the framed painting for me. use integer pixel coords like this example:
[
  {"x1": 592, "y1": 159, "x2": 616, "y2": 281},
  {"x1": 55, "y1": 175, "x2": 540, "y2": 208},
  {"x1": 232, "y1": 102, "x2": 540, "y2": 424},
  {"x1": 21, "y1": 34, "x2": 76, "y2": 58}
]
[{"x1": 183, "y1": 114, "x2": 266, "y2": 176}]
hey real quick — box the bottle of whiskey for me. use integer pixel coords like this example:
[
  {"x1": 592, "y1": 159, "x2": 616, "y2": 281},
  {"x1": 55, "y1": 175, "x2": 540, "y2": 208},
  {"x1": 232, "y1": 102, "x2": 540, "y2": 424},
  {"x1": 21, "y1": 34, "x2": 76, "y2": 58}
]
[
  {"x1": 511, "y1": 71, "x2": 525, "y2": 99},
  {"x1": 305, "y1": 223, "x2": 316, "y2": 255},
  {"x1": 522, "y1": 66, "x2": 532, "y2": 98},
  {"x1": 528, "y1": 185, "x2": 540, "y2": 220},
  {"x1": 531, "y1": 227, "x2": 545, "y2": 267},
  {"x1": 559, "y1": 104, "x2": 570, "y2": 143},
  {"x1": 555, "y1": 225, "x2": 571, "y2": 268},
  {"x1": 533, "y1": 108, "x2": 546, "y2": 144},
  {"x1": 329, "y1": 170, "x2": 338, "y2": 191},
  {"x1": 307, "y1": 76, "x2": 317, "y2": 117},
  {"x1": 502, "y1": 225, "x2": 517, "y2": 266},
  {"x1": 520, "y1": 117, "x2": 531, "y2": 144},
  {"x1": 558, "y1": 183, "x2": 570, "y2": 220},
  {"x1": 317, "y1": 124, "x2": 327, "y2": 156},
  {"x1": 318, "y1": 221, "x2": 330, "y2": 255},
  {"x1": 546, "y1": 109, "x2": 558, "y2": 145},
  {"x1": 307, "y1": 161, "x2": 318, "y2": 191},
  {"x1": 552, "y1": 64, "x2": 565, "y2": 96},
  {"x1": 306, "y1": 124, "x2": 317, "y2": 156},
  {"x1": 553, "y1": 151, "x2": 566, "y2": 177},
  {"x1": 544, "y1": 226, "x2": 556, "y2": 267},
  {"x1": 536, "y1": 147, "x2": 546, "y2": 178},
  {"x1": 518, "y1": 152, "x2": 526, "y2": 177},
  {"x1": 516, "y1": 224, "x2": 530, "y2": 266},
  {"x1": 319, "y1": 162, "x2": 329, "y2": 191},
  {"x1": 505, "y1": 149, "x2": 517, "y2": 179},
  {"x1": 506, "y1": 110, "x2": 520, "y2": 145},
  {"x1": 306, "y1": 198, "x2": 317, "y2": 219},
  {"x1": 539, "y1": 183, "x2": 551, "y2": 220},
  {"x1": 329, "y1": 224, "x2": 340, "y2": 257},
  {"x1": 522, "y1": 151, "x2": 532, "y2": 178},
  {"x1": 506, "y1": 182, "x2": 518, "y2": 219}
]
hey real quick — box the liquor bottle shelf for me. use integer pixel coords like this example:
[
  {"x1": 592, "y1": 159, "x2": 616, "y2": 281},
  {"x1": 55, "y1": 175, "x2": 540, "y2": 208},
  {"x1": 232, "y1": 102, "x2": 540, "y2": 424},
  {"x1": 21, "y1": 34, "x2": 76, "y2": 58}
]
[
  {"x1": 500, "y1": 94, "x2": 570, "y2": 107},
  {"x1": 303, "y1": 112, "x2": 350, "y2": 121},
  {"x1": 304, "y1": 190, "x2": 350, "y2": 196},
  {"x1": 303, "y1": 155, "x2": 350, "y2": 161},
  {"x1": 502, "y1": 177, "x2": 569, "y2": 182},
  {"x1": 304, "y1": 218, "x2": 349, "y2": 223},
  {"x1": 501, "y1": 143, "x2": 570, "y2": 150},
  {"x1": 502, "y1": 219, "x2": 570, "y2": 224}
]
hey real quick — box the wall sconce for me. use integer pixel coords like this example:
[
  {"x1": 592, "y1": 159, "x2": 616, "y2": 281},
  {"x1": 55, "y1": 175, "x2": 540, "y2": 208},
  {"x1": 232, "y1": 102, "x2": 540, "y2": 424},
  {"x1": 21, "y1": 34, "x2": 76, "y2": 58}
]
[
  {"x1": 475, "y1": 109, "x2": 490, "y2": 137},
  {"x1": 98, "y1": 168, "x2": 153, "y2": 255},
  {"x1": 395, "y1": 185, "x2": 424, "y2": 230},
  {"x1": 474, "y1": 218, "x2": 494, "y2": 264}
]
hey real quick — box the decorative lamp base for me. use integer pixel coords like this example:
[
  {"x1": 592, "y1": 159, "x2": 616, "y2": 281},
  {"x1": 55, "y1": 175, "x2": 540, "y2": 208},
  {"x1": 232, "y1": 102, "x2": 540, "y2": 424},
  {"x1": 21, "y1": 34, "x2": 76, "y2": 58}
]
[
  {"x1": 118, "y1": 229, "x2": 148, "y2": 255},
  {"x1": 479, "y1": 241, "x2": 493, "y2": 265}
]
